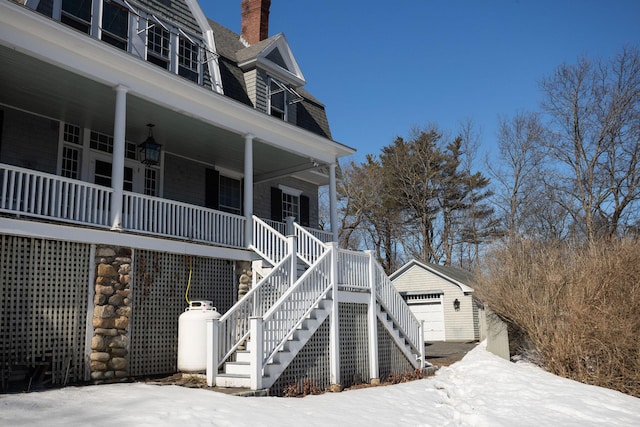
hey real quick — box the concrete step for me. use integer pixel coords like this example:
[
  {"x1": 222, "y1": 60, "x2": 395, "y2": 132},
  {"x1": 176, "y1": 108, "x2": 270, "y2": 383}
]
[
  {"x1": 223, "y1": 361, "x2": 251, "y2": 376},
  {"x1": 216, "y1": 373, "x2": 251, "y2": 388},
  {"x1": 235, "y1": 350, "x2": 251, "y2": 364}
]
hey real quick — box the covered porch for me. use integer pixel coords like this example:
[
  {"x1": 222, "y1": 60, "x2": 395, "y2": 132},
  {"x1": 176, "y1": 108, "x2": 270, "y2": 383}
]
[{"x1": 0, "y1": 5, "x2": 350, "y2": 248}]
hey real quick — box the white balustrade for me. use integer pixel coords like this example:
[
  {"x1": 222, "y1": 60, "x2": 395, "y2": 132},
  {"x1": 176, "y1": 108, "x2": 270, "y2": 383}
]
[
  {"x1": 294, "y1": 222, "x2": 328, "y2": 266},
  {"x1": 373, "y1": 261, "x2": 422, "y2": 350},
  {"x1": 217, "y1": 254, "x2": 294, "y2": 367},
  {"x1": 260, "y1": 250, "x2": 333, "y2": 367},
  {"x1": 337, "y1": 249, "x2": 370, "y2": 289},
  {"x1": 0, "y1": 163, "x2": 112, "y2": 226},
  {"x1": 252, "y1": 216, "x2": 289, "y2": 265},
  {"x1": 122, "y1": 191, "x2": 245, "y2": 247}
]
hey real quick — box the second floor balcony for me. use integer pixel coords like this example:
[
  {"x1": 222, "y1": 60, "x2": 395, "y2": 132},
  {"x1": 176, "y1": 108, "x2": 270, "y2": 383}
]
[{"x1": 0, "y1": 163, "x2": 333, "y2": 249}]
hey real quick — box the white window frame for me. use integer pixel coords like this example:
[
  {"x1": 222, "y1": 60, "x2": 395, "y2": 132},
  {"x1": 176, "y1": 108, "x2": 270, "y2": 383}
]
[{"x1": 279, "y1": 184, "x2": 302, "y2": 220}]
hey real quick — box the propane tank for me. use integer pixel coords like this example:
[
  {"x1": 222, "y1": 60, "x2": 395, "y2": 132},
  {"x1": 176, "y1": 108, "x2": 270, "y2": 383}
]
[{"x1": 177, "y1": 300, "x2": 221, "y2": 373}]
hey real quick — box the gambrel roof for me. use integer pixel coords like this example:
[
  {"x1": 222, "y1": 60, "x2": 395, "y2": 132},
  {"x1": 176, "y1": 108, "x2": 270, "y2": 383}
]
[{"x1": 209, "y1": 19, "x2": 332, "y2": 140}]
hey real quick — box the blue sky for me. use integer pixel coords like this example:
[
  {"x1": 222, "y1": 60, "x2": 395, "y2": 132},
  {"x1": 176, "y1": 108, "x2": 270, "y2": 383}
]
[{"x1": 203, "y1": 1, "x2": 640, "y2": 164}]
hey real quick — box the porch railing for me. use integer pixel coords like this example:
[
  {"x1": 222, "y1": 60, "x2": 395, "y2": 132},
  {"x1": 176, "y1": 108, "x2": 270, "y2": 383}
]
[
  {"x1": 122, "y1": 191, "x2": 244, "y2": 247},
  {"x1": 0, "y1": 163, "x2": 112, "y2": 227}
]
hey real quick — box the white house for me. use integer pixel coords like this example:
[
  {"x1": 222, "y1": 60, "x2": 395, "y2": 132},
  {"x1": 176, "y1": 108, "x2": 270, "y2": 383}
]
[
  {"x1": 1, "y1": 0, "x2": 423, "y2": 395},
  {"x1": 391, "y1": 260, "x2": 480, "y2": 342}
]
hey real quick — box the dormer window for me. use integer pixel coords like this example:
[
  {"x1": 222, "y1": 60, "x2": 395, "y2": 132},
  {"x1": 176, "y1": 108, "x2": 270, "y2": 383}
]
[
  {"x1": 147, "y1": 24, "x2": 170, "y2": 70},
  {"x1": 101, "y1": 1, "x2": 129, "y2": 50},
  {"x1": 61, "y1": 0, "x2": 92, "y2": 34},
  {"x1": 178, "y1": 36, "x2": 200, "y2": 83},
  {"x1": 269, "y1": 78, "x2": 286, "y2": 120},
  {"x1": 268, "y1": 77, "x2": 303, "y2": 121}
]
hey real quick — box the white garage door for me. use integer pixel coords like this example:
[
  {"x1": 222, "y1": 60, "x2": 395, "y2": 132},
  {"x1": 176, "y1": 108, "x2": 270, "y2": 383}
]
[{"x1": 409, "y1": 298, "x2": 445, "y2": 341}]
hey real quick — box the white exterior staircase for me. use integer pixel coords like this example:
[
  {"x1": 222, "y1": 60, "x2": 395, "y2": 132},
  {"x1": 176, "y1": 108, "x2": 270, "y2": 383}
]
[{"x1": 206, "y1": 217, "x2": 424, "y2": 391}]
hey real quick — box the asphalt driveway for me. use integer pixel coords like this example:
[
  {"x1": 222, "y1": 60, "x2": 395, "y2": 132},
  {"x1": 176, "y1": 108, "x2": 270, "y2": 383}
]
[{"x1": 424, "y1": 341, "x2": 478, "y2": 366}]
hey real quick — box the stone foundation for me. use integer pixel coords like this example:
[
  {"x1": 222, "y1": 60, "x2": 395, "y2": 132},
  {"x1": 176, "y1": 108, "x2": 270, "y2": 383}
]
[{"x1": 90, "y1": 246, "x2": 132, "y2": 382}]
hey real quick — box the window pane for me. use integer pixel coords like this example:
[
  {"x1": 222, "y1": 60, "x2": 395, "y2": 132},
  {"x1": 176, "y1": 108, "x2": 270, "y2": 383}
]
[
  {"x1": 94, "y1": 160, "x2": 112, "y2": 187},
  {"x1": 145, "y1": 168, "x2": 158, "y2": 196},
  {"x1": 219, "y1": 176, "x2": 241, "y2": 215},
  {"x1": 61, "y1": 146, "x2": 80, "y2": 179},
  {"x1": 282, "y1": 193, "x2": 299, "y2": 220},
  {"x1": 178, "y1": 37, "x2": 199, "y2": 82},
  {"x1": 102, "y1": 1, "x2": 129, "y2": 50},
  {"x1": 64, "y1": 123, "x2": 82, "y2": 145},
  {"x1": 62, "y1": 0, "x2": 92, "y2": 22},
  {"x1": 61, "y1": 0, "x2": 92, "y2": 33},
  {"x1": 90, "y1": 131, "x2": 113, "y2": 153},
  {"x1": 123, "y1": 167, "x2": 133, "y2": 192}
]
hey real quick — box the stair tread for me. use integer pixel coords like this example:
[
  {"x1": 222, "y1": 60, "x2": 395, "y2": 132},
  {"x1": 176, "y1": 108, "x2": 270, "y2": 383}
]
[{"x1": 217, "y1": 372, "x2": 250, "y2": 378}]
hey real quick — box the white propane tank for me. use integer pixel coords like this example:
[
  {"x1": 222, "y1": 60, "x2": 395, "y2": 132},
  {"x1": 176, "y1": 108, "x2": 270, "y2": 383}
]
[{"x1": 177, "y1": 300, "x2": 221, "y2": 373}]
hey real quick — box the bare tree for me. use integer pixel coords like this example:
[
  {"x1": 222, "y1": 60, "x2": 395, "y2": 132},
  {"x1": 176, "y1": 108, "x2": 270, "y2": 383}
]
[
  {"x1": 540, "y1": 46, "x2": 640, "y2": 240},
  {"x1": 489, "y1": 111, "x2": 546, "y2": 242}
]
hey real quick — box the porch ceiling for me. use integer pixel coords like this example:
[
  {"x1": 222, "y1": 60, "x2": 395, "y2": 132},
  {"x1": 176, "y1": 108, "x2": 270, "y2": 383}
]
[{"x1": 0, "y1": 44, "x2": 327, "y2": 184}]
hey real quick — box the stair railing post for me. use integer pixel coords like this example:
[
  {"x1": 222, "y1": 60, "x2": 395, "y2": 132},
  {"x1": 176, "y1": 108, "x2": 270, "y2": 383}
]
[
  {"x1": 206, "y1": 318, "x2": 219, "y2": 387},
  {"x1": 328, "y1": 242, "x2": 341, "y2": 389},
  {"x1": 285, "y1": 216, "x2": 296, "y2": 236},
  {"x1": 249, "y1": 316, "x2": 263, "y2": 390},
  {"x1": 288, "y1": 234, "x2": 297, "y2": 285},
  {"x1": 365, "y1": 250, "x2": 380, "y2": 384},
  {"x1": 420, "y1": 320, "x2": 426, "y2": 368}
]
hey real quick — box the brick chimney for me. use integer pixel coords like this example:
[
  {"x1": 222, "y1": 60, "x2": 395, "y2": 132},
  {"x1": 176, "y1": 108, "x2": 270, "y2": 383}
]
[{"x1": 241, "y1": 0, "x2": 271, "y2": 45}]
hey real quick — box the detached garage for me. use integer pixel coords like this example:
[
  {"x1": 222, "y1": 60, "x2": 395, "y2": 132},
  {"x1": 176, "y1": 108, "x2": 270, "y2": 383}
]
[{"x1": 390, "y1": 260, "x2": 480, "y2": 342}]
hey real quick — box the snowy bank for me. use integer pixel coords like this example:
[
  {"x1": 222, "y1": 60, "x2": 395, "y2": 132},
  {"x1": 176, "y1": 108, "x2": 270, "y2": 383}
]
[{"x1": 1, "y1": 342, "x2": 639, "y2": 427}]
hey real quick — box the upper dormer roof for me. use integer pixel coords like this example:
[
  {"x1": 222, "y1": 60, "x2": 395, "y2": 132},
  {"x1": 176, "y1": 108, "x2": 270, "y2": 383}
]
[{"x1": 236, "y1": 34, "x2": 306, "y2": 87}]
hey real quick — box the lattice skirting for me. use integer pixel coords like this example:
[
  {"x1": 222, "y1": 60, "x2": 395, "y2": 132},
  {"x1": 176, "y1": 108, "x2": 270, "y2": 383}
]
[
  {"x1": 128, "y1": 250, "x2": 236, "y2": 376},
  {"x1": 270, "y1": 303, "x2": 377, "y2": 395},
  {"x1": 1, "y1": 235, "x2": 90, "y2": 388},
  {"x1": 377, "y1": 320, "x2": 414, "y2": 379},
  {"x1": 270, "y1": 318, "x2": 331, "y2": 396},
  {"x1": 339, "y1": 302, "x2": 370, "y2": 387}
]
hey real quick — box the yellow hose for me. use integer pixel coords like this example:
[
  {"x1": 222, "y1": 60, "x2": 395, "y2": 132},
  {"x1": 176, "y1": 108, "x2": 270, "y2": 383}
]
[{"x1": 185, "y1": 256, "x2": 192, "y2": 305}]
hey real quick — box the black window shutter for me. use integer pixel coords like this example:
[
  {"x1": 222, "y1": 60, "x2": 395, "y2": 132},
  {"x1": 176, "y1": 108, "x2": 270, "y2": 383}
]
[
  {"x1": 300, "y1": 194, "x2": 310, "y2": 227},
  {"x1": 205, "y1": 169, "x2": 220, "y2": 209},
  {"x1": 271, "y1": 187, "x2": 282, "y2": 222}
]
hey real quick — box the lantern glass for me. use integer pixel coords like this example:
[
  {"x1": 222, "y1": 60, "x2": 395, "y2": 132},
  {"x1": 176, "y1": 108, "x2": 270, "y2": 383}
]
[{"x1": 139, "y1": 124, "x2": 161, "y2": 166}]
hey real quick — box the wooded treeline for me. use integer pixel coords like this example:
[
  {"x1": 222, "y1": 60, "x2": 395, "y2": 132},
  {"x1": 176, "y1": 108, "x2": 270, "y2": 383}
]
[{"x1": 336, "y1": 46, "x2": 640, "y2": 274}]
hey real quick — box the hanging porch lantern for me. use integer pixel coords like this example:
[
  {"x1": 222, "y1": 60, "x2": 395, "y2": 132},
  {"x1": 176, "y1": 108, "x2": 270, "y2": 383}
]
[{"x1": 139, "y1": 123, "x2": 162, "y2": 166}]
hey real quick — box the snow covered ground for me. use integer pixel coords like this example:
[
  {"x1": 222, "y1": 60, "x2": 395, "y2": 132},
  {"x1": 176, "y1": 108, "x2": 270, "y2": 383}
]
[{"x1": 2, "y1": 342, "x2": 639, "y2": 427}]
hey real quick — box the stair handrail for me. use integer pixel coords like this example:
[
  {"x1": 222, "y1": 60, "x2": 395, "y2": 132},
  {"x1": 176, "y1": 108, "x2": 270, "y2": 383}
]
[
  {"x1": 217, "y1": 253, "x2": 294, "y2": 368},
  {"x1": 251, "y1": 216, "x2": 289, "y2": 266},
  {"x1": 259, "y1": 247, "x2": 333, "y2": 368},
  {"x1": 294, "y1": 222, "x2": 328, "y2": 266},
  {"x1": 372, "y1": 260, "x2": 422, "y2": 356}
]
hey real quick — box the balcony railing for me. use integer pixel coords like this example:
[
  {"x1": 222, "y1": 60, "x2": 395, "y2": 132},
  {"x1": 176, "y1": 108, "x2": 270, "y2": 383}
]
[
  {"x1": 122, "y1": 191, "x2": 245, "y2": 247},
  {"x1": 0, "y1": 163, "x2": 330, "y2": 249},
  {"x1": 0, "y1": 163, "x2": 112, "y2": 227},
  {"x1": 0, "y1": 163, "x2": 244, "y2": 247}
]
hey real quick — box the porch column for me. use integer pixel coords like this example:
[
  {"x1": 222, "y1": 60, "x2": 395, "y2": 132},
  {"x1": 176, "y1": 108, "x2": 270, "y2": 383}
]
[
  {"x1": 243, "y1": 133, "x2": 254, "y2": 247},
  {"x1": 329, "y1": 162, "x2": 338, "y2": 242},
  {"x1": 110, "y1": 85, "x2": 128, "y2": 230}
]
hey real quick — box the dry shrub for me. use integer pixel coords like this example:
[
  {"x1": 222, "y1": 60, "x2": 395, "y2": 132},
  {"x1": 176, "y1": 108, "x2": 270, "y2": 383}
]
[
  {"x1": 477, "y1": 238, "x2": 640, "y2": 397},
  {"x1": 382, "y1": 369, "x2": 425, "y2": 385},
  {"x1": 282, "y1": 379, "x2": 323, "y2": 397}
]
